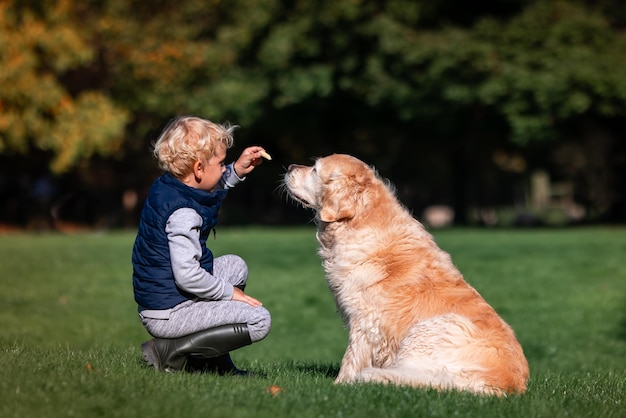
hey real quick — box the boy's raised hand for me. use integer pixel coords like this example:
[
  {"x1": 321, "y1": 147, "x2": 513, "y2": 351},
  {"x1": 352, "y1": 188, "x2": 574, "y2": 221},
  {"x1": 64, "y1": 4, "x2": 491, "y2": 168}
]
[{"x1": 233, "y1": 146, "x2": 271, "y2": 177}]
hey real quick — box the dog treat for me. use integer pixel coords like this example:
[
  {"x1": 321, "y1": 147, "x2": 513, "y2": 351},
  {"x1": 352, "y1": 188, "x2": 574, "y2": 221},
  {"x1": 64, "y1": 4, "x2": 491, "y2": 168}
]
[{"x1": 260, "y1": 150, "x2": 272, "y2": 160}]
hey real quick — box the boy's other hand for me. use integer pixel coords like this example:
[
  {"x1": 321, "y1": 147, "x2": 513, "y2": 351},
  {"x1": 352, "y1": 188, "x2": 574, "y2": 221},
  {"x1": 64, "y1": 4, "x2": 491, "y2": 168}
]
[{"x1": 231, "y1": 287, "x2": 263, "y2": 307}]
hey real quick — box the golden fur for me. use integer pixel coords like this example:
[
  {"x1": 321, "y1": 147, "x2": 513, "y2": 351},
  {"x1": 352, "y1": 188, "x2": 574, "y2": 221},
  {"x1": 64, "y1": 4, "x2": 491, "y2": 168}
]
[{"x1": 284, "y1": 154, "x2": 529, "y2": 395}]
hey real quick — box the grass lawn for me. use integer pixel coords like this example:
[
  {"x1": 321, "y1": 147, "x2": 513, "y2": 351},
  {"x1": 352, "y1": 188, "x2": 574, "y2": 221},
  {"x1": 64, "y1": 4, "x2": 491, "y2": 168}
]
[{"x1": 0, "y1": 227, "x2": 624, "y2": 417}]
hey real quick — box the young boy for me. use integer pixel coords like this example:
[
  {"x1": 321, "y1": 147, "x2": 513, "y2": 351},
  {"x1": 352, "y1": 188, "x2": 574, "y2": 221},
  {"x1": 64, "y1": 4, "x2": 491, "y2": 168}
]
[{"x1": 132, "y1": 116, "x2": 271, "y2": 374}]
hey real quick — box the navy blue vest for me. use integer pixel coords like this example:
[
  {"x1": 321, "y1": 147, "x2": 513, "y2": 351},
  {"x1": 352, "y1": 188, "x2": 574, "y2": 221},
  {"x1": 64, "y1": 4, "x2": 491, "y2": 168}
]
[{"x1": 132, "y1": 173, "x2": 227, "y2": 310}]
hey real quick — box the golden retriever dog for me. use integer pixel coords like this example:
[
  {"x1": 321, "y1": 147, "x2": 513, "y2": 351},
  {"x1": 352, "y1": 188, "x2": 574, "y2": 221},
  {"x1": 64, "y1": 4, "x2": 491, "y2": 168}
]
[{"x1": 283, "y1": 154, "x2": 529, "y2": 396}]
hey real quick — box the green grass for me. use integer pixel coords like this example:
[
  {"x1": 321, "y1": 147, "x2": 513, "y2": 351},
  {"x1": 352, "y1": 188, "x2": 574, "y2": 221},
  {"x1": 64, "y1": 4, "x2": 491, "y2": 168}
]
[{"x1": 0, "y1": 227, "x2": 625, "y2": 418}]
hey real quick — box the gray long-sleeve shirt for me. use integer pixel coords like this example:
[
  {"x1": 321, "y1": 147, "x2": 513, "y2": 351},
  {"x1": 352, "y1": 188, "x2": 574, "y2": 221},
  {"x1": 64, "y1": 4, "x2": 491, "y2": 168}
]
[{"x1": 166, "y1": 207, "x2": 233, "y2": 300}]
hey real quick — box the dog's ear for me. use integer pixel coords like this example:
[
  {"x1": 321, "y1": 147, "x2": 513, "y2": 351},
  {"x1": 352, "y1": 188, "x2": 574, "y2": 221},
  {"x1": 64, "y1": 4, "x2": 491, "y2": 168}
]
[{"x1": 319, "y1": 180, "x2": 357, "y2": 222}]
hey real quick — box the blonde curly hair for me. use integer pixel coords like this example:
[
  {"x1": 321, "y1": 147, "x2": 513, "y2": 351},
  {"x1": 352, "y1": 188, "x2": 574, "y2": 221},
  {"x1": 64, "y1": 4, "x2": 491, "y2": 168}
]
[{"x1": 153, "y1": 116, "x2": 237, "y2": 178}]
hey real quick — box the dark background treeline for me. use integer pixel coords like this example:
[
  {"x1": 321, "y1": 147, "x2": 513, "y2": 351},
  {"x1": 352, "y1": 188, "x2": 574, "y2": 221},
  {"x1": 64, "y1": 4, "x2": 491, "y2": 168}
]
[{"x1": 1, "y1": 0, "x2": 625, "y2": 230}]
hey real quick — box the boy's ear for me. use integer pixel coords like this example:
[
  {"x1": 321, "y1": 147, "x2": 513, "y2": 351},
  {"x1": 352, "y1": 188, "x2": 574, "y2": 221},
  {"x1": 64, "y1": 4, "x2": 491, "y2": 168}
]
[{"x1": 193, "y1": 160, "x2": 204, "y2": 176}]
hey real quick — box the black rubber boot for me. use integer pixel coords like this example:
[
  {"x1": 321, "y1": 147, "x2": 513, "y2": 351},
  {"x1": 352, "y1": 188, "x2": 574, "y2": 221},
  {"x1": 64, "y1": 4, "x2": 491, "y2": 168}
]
[
  {"x1": 185, "y1": 285, "x2": 251, "y2": 375},
  {"x1": 141, "y1": 323, "x2": 251, "y2": 372}
]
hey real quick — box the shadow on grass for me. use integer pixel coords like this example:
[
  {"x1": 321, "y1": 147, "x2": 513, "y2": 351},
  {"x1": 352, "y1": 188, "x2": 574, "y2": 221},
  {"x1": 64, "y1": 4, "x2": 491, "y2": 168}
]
[{"x1": 295, "y1": 362, "x2": 340, "y2": 379}]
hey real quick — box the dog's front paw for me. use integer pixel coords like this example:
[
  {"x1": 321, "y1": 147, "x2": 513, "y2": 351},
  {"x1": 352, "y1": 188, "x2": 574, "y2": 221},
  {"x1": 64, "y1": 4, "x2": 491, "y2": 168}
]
[
  {"x1": 355, "y1": 367, "x2": 391, "y2": 384},
  {"x1": 334, "y1": 370, "x2": 356, "y2": 384}
]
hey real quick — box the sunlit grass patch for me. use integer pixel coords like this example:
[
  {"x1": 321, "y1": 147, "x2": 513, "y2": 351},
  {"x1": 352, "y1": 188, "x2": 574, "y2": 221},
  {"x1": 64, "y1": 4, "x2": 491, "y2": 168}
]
[{"x1": 0, "y1": 227, "x2": 624, "y2": 417}]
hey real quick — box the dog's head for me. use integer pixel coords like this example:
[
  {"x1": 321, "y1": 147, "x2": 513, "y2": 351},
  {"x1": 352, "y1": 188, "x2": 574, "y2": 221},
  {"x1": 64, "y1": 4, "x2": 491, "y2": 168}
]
[{"x1": 284, "y1": 154, "x2": 375, "y2": 223}]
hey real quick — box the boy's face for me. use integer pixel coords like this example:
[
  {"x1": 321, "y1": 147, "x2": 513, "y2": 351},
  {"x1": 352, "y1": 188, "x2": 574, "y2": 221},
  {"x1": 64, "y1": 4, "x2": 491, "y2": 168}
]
[{"x1": 195, "y1": 144, "x2": 227, "y2": 192}]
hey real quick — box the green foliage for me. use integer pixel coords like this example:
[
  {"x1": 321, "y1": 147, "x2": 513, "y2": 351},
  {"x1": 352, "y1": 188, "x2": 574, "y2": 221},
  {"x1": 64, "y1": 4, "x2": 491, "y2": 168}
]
[
  {"x1": 0, "y1": 0, "x2": 625, "y2": 220},
  {"x1": 0, "y1": 0, "x2": 128, "y2": 173},
  {"x1": 473, "y1": 1, "x2": 626, "y2": 143},
  {"x1": 0, "y1": 227, "x2": 625, "y2": 417}
]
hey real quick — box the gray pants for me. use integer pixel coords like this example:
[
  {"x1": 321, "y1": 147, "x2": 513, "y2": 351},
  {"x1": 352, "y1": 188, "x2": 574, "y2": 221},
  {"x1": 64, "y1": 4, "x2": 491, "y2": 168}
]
[{"x1": 140, "y1": 255, "x2": 271, "y2": 342}]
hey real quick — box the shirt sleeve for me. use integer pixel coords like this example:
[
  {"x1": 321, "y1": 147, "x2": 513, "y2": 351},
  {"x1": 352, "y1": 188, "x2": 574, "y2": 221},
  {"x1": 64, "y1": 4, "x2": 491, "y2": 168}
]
[
  {"x1": 165, "y1": 208, "x2": 234, "y2": 301},
  {"x1": 215, "y1": 162, "x2": 245, "y2": 190}
]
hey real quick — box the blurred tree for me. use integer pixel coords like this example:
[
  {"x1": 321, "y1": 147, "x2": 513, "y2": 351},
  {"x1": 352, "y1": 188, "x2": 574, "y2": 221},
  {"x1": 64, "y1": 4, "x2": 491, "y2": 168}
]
[
  {"x1": 0, "y1": 0, "x2": 624, "y2": 226},
  {"x1": 330, "y1": 0, "x2": 626, "y2": 219},
  {"x1": 0, "y1": 0, "x2": 128, "y2": 173},
  {"x1": 228, "y1": 0, "x2": 626, "y2": 221}
]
